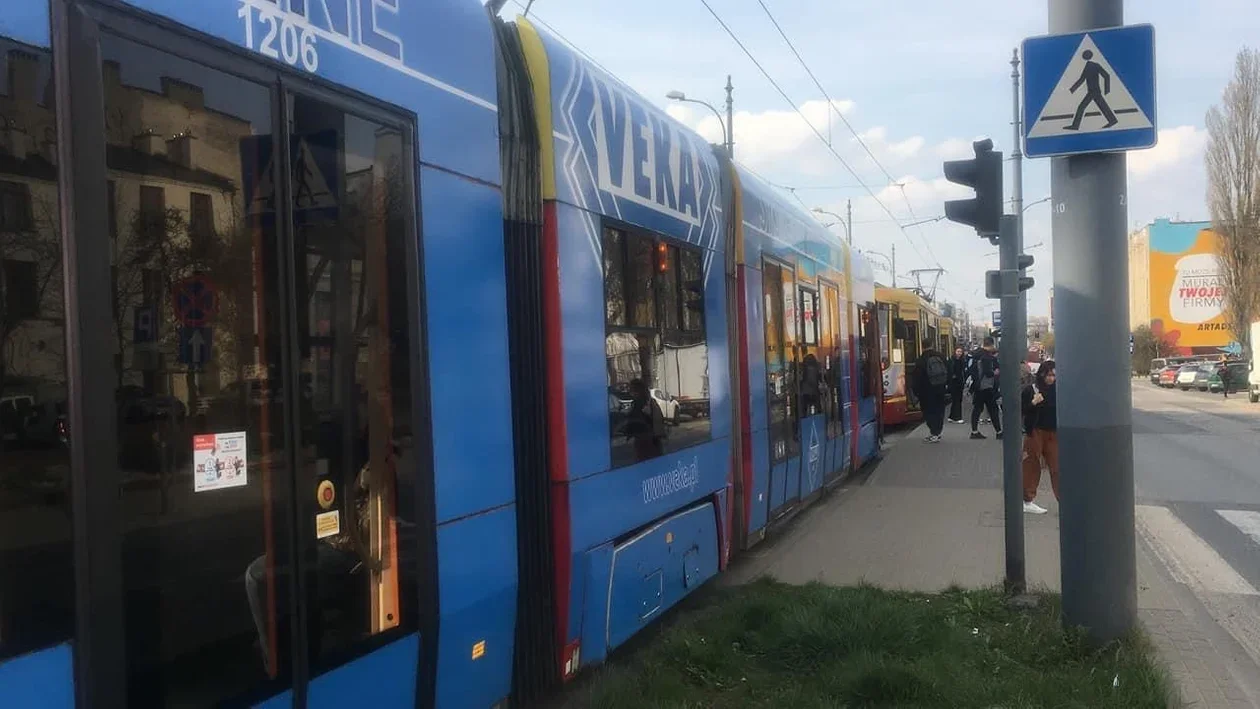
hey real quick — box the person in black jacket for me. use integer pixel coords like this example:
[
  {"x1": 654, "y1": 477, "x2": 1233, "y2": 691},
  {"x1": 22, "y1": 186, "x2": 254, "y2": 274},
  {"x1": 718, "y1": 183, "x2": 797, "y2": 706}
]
[
  {"x1": 912, "y1": 341, "x2": 949, "y2": 442},
  {"x1": 968, "y1": 337, "x2": 1002, "y2": 440},
  {"x1": 947, "y1": 346, "x2": 968, "y2": 423},
  {"x1": 1020, "y1": 360, "x2": 1058, "y2": 514}
]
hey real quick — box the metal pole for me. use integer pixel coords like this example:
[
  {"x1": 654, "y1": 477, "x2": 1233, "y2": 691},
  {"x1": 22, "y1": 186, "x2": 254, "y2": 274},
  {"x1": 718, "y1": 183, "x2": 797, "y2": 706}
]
[
  {"x1": 725, "y1": 75, "x2": 735, "y2": 159},
  {"x1": 1012, "y1": 49, "x2": 1024, "y2": 234},
  {"x1": 846, "y1": 199, "x2": 853, "y2": 245},
  {"x1": 1000, "y1": 45, "x2": 1028, "y2": 595},
  {"x1": 891, "y1": 244, "x2": 896, "y2": 287},
  {"x1": 998, "y1": 213, "x2": 1025, "y2": 594},
  {"x1": 1050, "y1": 0, "x2": 1137, "y2": 644}
]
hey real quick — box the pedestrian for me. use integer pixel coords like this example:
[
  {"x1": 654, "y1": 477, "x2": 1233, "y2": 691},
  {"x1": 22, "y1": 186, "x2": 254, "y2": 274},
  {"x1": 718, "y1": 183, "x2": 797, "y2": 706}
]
[
  {"x1": 948, "y1": 346, "x2": 968, "y2": 423},
  {"x1": 969, "y1": 337, "x2": 1002, "y2": 440},
  {"x1": 1021, "y1": 360, "x2": 1059, "y2": 514},
  {"x1": 912, "y1": 339, "x2": 950, "y2": 443},
  {"x1": 1218, "y1": 361, "x2": 1231, "y2": 399}
]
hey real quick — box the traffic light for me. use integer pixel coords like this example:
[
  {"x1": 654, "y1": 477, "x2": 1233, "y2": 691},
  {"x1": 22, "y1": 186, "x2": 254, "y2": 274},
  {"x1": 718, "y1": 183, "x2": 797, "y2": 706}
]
[
  {"x1": 984, "y1": 254, "x2": 1035, "y2": 298},
  {"x1": 985, "y1": 270, "x2": 1001, "y2": 299},
  {"x1": 943, "y1": 138, "x2": 1003, "y2": 238},
  {"x1": 1017, "y1": 253, "x2": 1035, "y2": 292}
]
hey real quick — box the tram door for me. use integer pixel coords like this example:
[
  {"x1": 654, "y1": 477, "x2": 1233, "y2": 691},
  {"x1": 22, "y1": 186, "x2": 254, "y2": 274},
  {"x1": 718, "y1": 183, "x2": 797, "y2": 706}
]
[{"x1": 40, "y1": 11, "x2": 432, "y2": 705}]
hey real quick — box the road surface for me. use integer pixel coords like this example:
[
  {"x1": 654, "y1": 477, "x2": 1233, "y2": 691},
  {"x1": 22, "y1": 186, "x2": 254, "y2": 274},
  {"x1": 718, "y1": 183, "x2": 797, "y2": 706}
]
[{"x1": 1132, "y1": 381, "x2": 1260, "y2": 698}]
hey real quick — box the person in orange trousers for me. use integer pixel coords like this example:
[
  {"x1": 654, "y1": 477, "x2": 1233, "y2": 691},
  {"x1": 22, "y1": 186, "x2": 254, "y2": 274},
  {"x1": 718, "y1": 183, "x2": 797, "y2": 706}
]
[{"x1": 1020, "y1": 360, "x2": 1059, "y2": 515}]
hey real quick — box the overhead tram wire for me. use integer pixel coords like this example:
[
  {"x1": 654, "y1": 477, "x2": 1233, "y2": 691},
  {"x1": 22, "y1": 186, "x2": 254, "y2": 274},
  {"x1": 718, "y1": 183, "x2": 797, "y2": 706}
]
[
  {"x1": 696, "y1": 0, "x2": 940, "y2": 277},
  {"x1": 754, "y1": 0, "x2": 944, "y2": 271},
  {"x1": 508, "y1": 0, "x2": 618, "y2": 79}
]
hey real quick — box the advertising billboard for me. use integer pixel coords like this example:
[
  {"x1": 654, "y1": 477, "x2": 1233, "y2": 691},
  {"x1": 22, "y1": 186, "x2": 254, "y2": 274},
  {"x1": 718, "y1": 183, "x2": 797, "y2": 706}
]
[{"x1": 1147, "y1": 220, "x2": 1232, "y2": 354}]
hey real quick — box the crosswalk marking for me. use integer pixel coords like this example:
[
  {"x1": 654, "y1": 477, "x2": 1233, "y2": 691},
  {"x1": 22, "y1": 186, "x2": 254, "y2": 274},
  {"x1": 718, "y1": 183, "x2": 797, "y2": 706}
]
[
  {"x1": 1136, "y1": 505, "x2": 1258, "y2": 597},
  {"x1": 1218, "y1": 509, "x2": 1260, "y2": 547}
]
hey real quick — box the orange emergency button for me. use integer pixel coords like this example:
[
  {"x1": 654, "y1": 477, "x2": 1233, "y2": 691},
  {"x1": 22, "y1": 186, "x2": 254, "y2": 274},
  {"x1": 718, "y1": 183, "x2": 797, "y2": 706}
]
[{"x1": 317, "y1": 480, "x2": 335, "y2": 509}]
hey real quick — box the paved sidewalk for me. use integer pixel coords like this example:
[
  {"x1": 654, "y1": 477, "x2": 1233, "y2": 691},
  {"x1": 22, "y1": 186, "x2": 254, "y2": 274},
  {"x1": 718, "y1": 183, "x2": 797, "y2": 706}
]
[{"x1": 726, "y1": 419, "x2": 1260, "y2": 708}]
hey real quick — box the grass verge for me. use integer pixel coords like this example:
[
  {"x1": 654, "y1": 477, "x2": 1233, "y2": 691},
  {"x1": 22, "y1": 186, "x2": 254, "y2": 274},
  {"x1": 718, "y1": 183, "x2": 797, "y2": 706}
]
[{"x1": 563, "y1": 578, "x2": 1175, "y2": 708}]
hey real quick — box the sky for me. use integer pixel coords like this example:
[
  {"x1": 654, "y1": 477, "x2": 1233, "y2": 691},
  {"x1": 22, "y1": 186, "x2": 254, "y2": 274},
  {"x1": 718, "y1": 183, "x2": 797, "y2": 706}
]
[{"x1": 491, "y1": 0, "x2": 1260, "y2": 322}]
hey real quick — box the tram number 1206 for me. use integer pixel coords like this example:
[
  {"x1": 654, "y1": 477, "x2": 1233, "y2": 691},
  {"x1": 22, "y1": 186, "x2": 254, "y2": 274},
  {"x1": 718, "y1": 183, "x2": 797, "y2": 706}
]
[{"x1": 239, "y1": 4, "x2": 320, "y2": 73}]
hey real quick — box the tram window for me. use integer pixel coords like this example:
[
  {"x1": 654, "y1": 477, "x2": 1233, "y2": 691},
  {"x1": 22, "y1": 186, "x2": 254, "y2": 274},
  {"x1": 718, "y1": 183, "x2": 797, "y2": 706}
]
[
  {"x1": 799, "y1": 289, "x2": 818, "y2": 346},
  {"x1": 761, "y1": 260, "x2": 796, "y2": 462},
  {"x1": 680, "y1": 248, "x2": 703, "y2": 332},
  {"x1": 0, "y1": 35, "x2": 74, "y2": 663},
  {"x1": 858, "y1": 306, "x2": 876, "y2": 399},
  {"x1": 604, "y1": 227, "x2": 710, "y2": 469},
  {"x1": 101, "y1": 34, "x2": 292, "y2": 705},
  {"x1": 289, "y1": 94, "x2": 419, "y2": 670},
  {"x1": 820, "y1": 283, "x2": 842, "y2": 438}
]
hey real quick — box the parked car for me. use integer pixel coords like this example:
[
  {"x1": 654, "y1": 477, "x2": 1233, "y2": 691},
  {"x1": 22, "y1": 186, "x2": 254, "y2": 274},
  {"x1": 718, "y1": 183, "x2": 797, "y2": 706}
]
[
  {"x1": 1148, "y1": 358, "x2": 1169, "y2": 385},
  {"x1": 1208, "y1": 362, "x2": 1250, "y2": 394},
  {"x1": 1190, "y1": 363, "x2": 1216, "y2": 392},
  {"x1": 1175, "y1": 364, "x2": 1200, "y2": 391},
  {"x1": 1157, "y1": 365, "x2": 1179, "y2": 388},
  {"x1": 0, "y1": 393, "x2": 36, "y2": 447}
]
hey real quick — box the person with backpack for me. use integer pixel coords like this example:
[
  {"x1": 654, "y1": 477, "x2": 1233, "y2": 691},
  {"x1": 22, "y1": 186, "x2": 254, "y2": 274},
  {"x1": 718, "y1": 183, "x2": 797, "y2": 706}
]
[
  {"x1": 912, "y1": 340, "x2": 950, "y2": 443},
  {"x1": 968, "y1": 337, "x2": 1003, "y2": 440}
]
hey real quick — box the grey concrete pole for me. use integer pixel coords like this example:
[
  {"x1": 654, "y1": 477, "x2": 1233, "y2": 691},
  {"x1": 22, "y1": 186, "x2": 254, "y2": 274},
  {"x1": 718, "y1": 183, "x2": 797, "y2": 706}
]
[
  {"x1": 1050, "y1": 0, "x2": 1138, "y2": 644},
  {"x1": 998, "y1": 214, "x2": 1026, "y2": 593}
]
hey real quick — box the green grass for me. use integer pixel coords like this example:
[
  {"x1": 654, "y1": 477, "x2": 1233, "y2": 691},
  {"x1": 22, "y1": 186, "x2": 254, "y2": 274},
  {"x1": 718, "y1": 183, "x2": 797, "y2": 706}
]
[{"x1": 562, "y1": 579, "x2": 1176, "y2": 708}]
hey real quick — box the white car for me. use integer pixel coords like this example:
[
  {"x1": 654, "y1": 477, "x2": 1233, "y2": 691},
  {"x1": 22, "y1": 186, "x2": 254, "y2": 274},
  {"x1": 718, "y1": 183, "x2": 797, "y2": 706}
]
[
  {"x1": 650, "y1": 388, "x2": 681, "y2": 425},
  {"x1": 1176, "y1": 365, "x2": 1199, "y2": 390}
]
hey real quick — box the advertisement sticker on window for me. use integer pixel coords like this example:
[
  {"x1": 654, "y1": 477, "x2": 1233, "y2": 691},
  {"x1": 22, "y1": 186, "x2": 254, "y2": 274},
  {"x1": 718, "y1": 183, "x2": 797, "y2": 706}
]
[{"x1": 193, "y1": 431, "x2": 249, "y2": 492}]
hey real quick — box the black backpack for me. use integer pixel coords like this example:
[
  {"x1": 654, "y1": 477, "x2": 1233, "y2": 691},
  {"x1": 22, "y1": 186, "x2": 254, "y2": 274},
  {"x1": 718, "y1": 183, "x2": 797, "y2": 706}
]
[{"x1": 925, "y1": 354, "x2": 949, "y2": 388}]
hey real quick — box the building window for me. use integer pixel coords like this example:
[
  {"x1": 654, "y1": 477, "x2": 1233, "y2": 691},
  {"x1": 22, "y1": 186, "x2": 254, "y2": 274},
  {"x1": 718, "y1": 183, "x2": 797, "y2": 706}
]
[
  {"x1": 2, "y1": 259, "x2": 40, "y2": 320},
  {"x1": 189, "y1": 191, "x2": 214, "y2": 247},
  {"x1": 0, "y1": 180, "x2": 33, "y2": 232},
  {"x1": 604, "y1": 225, "x2": 710, "y2": 469},
  {"x1": 107, "y1": 180, "x2": 118, "y2": 240},
  {"x1": 138, "y1": 184, "x2": 165, "y2": 240}
]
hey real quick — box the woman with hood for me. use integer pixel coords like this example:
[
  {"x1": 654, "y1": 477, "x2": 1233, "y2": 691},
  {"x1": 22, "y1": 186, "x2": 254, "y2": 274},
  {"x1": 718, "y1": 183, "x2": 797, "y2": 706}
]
[{"x1": 1020, "y1": 360, "x2": 1058, "y2": 515}]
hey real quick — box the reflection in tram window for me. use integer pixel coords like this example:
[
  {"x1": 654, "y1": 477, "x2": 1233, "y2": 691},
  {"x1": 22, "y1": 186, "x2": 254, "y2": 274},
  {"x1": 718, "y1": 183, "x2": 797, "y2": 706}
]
[
  {"x1": 0, "y1": 36, "x2": 73, "y2": 663},
  {"x1": 100, "y1": 34, "x2": 292, "y2": 706},
  {"x1": 603, "y1": 226, "x2": 710, "y2": 469},
  {"x1": 287, "y1": 95, "x2": 418, "y2": 669}
]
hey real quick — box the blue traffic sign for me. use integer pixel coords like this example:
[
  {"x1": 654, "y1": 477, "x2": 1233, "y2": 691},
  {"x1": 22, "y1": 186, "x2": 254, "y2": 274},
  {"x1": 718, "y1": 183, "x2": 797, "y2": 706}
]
[
  {"x1": 178, "y1": 327, "x2": 212, "y2": 368},
  {"x1": 133, "y1": 305, "x2": 157, "y2": 345},
  {"x1": 992, "y1": 311, "x2": 1003, "y2": 328},
  {"x1": 1023, "y1": 24, "x2": 1156, "y2": 158}
]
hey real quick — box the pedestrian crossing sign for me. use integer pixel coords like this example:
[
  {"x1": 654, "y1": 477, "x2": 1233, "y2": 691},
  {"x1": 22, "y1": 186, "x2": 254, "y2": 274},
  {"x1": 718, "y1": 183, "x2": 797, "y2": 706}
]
[{"x1": 1022, "y1": 24, "x2": 1157, "y2": 159}]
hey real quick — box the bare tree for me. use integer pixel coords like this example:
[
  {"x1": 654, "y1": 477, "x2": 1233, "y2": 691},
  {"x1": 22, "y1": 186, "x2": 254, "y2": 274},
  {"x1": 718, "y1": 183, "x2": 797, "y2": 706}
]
[
  {"x1": 1206, "y1": 47, "x2": 1260, "y2": 354},
  {"x1": 0, "y1": 192, "x2": 65, "y2": 394}
]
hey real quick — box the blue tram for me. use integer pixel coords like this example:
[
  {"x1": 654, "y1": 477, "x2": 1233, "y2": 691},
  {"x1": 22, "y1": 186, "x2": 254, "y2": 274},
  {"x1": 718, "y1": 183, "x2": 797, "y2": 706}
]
[{"x1": 0, "y1": 1, "x2": 880, "y2": 707}]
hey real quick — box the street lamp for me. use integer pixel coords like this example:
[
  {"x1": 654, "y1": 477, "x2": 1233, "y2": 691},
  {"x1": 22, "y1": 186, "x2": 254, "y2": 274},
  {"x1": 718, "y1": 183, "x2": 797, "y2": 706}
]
[
  {"x1": 860, "y1": 247, "x2": 896, "y2": 288},
  {"x1": 667, "y1": 85, "x2": 733, "y2": 157},
  {"x1": 811, "y1": 206, "x2": 852, "y2": 244},
  {"x1": 1023, "y1": 196, "x2": 1051, "y2": 213}
]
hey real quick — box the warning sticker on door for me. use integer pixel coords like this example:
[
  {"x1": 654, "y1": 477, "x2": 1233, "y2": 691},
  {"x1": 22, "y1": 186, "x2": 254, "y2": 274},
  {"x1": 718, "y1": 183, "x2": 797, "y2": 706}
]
[
  {"x1": 193, "y1": 431, "x2": 248, "y2": 492},
  {"x1": 315, "y1": 510, "x2": 341, "y2": 539}
]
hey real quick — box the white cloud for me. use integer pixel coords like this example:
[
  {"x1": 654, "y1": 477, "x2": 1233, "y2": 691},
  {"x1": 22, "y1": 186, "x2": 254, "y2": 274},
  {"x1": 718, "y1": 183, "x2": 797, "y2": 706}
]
[{"x1": 1128, "y1": 125, "x2": 1208, "y2": 179}]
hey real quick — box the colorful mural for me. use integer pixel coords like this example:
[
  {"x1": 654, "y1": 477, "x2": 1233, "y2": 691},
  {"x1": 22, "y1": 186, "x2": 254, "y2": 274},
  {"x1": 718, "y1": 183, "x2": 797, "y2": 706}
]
[{"x1": 1146, "y1": 219, "x2": 1233, "y2": 354}]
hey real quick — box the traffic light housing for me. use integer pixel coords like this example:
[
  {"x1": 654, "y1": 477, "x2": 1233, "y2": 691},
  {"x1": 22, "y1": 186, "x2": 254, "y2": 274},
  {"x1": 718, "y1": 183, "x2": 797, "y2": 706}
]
[
  {"x1": 985, "y1": 270, "x2": 1001, "y2": 299},
  {"x1": 985, "y1": 254, "x2": 1036, "y2": 298},
  {"x1": 1018, "y1": 253, "x2": 1035, "y2": 292},
  {"x1": 943, "y1": 138, "x2": 1003, "y2": 238}
]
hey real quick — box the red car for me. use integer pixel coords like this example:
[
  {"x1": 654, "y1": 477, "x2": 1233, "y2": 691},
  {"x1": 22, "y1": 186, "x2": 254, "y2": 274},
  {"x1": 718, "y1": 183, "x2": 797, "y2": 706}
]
[{"x1": 1158, "y1": 365, "x2": 1179, "y2": 388}]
